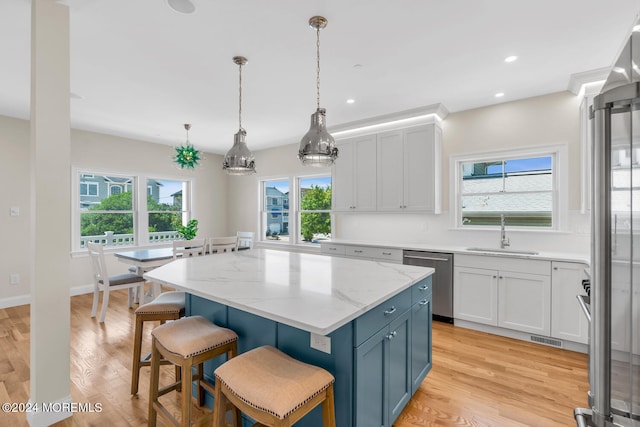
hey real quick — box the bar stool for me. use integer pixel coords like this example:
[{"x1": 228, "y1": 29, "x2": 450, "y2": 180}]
[
  {"x1": 212, "y1": 345, "x2": 336, "y2": 427},
  {"x1": 131, "y1": 291, "x2": 185, "y2": 395},
  {"x1": 148, "y1": 315, "x2": 238, "y2": 427}
]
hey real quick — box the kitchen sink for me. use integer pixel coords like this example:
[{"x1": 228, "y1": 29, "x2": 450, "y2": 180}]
[{"x1": 466, "y1": 247, "x2": 540, "y2": 256}]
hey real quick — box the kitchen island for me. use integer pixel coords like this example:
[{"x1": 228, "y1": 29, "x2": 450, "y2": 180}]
[{"x1": 144, "y1": 248, "x2": 434, "y2": 427}]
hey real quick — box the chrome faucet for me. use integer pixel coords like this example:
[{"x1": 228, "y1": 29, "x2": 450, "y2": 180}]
[{"x1": 500, "y1": 214, "x2": 510, "y2": 248}]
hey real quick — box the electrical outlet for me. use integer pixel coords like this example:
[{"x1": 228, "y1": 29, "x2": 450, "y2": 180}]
[
  {"x1": 10, "y1": 274, "x2": 20, "y2": 285},
  {"x1": 10, "y1": 207, "x2": 19, "y2": 217},
  {"x1": 310, "y1": 333, "x2": 331, "y2": 354}
]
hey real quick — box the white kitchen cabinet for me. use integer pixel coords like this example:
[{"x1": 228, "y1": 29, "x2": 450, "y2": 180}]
[
  {"x1": 454, "y1": 254, "x2": 551, "y2": 335},
  {"x1": 550, "y1": 261, "x2": 589, "y2": 344},
  {"x1": 498, "y1": 270, "x2": 551, "y2": 336},
  {"x1": 376, "y1": 124, "x2": 441, "y2": 213},
  {"x1": 453, "y1": 266, "x2": 498, "y2": 326},
  {"x1": 332, "y1": 134, "x2": 377, "y2": 212}
]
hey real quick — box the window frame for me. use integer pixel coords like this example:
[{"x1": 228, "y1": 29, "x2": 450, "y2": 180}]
[
  {"x1": 450, "y1": 144, "x2": 568, "y2": 231},
  {"x1": 72, "y1": 167, "x2": 194, "y2": 253},
  {"x1": 259, "y1": 173, "x2": 333, "y2": 247}
]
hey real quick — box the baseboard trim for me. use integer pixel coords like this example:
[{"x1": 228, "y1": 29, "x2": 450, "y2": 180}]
[
  {"x1": 0, "y1": 285, "x2": 94, "y2": 309},
  {"x1": 453, "y1": 319, "x2": 587, "y2": 354},
  {"x1": 26, "y1": 395, "x2": 73, "y2": 427}
]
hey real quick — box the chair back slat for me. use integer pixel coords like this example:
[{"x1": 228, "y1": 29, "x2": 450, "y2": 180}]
[
  {"x1": 173, "y1": 238, "x2": 206, "y2": 259},
  {"x1": 236, "y1": 231, "x2": 255, "y2": 250},
  {"x1": 209, "y1": 236, "x2": 238, "y2": 254}
]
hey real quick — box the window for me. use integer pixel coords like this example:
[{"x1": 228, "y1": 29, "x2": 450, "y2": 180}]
[
  {"x1": 262, "y1": 179, "x2": 290, "y2": 242},
  {"x1": 78, "y1": 172, "x2": 135, "y2": 248},
  {"x1": 260, "y1": 175, "x2": 332, "y2": 246},
  {"x1": 73, "y1": 169, "x2": 193, "y2": 250},
  {"x1": 298, "y1": 176, "x2": 332, "y2": 243},
  {"x1": 147, "y1": 178, "x2": 190, "y2": 244},
  {"x1": 453, "y1": 146, "x2": 567, "y2": 229},
  {"x1": 80, "y1": 181, "x2": 98, "y2": 197}
]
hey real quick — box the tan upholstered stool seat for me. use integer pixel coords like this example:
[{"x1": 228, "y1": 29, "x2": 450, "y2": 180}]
[
  {"x1": 152, "y1": 315, "x2": 237, "y2": 358},
  {"x1": 213, "y1": 345, "x2": 336, "y2": 427},
  {"x1": 148, "y1": 315, "x2": 238, "y2": 427},
  {"x1": 130, "y1": 291, "x2": 186, "y2": 395},
  {"x1": 135, "y1": 290, "x2": 185, "y2": 315}
]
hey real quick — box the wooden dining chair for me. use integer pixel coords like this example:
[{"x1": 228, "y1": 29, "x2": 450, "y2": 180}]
[
  {"x1": 172, "y1": 238, "x2": 207, "y2": 259},
  {"x1": 87, "y1": 242, "x2": 145, "y2": 323},
  {"x1": 236, "y1": 231, "x2": 255, "y2": 250},
  {"x1": 209, "y1": 236, "x2": 238, "y2": 254}
]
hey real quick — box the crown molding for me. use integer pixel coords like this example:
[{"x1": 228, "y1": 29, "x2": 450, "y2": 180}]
[{"x1": 567, "y1": 68, "x2": 609, "y2": 95}]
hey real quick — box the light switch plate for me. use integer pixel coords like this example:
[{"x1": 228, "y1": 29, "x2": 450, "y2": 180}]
[
  {"x1": 310, "y1": 333, "x2": 331, "y2": 354},
  {"x1": 10, "y1": 207, "x2": 19, "y2": 217}
]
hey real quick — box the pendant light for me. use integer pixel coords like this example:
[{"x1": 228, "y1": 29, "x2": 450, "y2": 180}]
[
  {"x1": 173, "y1": 123, "x2": 201, "y2": 169},
  {"x1": 223, "y1": 56, "x2": 256, "y2": 175},
  {"x1": 298, "y1": 16, "x2": 338, "y2": 167}
]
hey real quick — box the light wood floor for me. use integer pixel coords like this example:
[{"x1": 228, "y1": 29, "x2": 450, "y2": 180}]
[{"x1": 0, "y1": 289, "x2": 588, "y2": 426}]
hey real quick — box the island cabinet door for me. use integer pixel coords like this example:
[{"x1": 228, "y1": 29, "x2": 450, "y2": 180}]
[
  {"x1": 411, "y1": 295, "x2": 432, "y2": 394},
  {"x1": 388, "y1": 310, "x2": 412, "y2": 426},
  {"x1": 354, "y1": 309, "x2": 412, "y2": 427},
  {"x1": 354, "y1": 326, "x2": 388, "y2": 427}
]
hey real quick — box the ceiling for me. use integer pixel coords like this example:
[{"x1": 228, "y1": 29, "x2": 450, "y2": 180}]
[{"x1": 2, "y1": 1, "x2": 639, "y2": 155}]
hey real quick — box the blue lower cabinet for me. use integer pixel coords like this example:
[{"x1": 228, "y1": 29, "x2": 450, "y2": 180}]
[
  {"x1": 411, "y1": 295, "x2": 432, "y2": 394},
  {"x1": 187, "y1": 283, "x2": 432, "y2": 427},
  {"x1": 355, "y1": 309, "x2": 412, "y2": 427},
  {"x1": 388, "y1": 310, "x2": 412, "y2": 425}
]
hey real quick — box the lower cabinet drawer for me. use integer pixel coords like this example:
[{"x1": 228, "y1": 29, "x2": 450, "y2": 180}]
[
  {"x1": 346, "y1": 246, "x2": 402, "y2": 263},
  {"x1": 321, "y1": 244, "x2": 345, "y2": 255},
  {"x1": 353, "y1": 288, "x2": 411, "y2": 346}
]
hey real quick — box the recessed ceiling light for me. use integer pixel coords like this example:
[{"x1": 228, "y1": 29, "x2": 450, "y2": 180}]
[
  {"x1": 504, "y1": 55, "x2": 518, "y2": 63},
  {"x1": 495, "y1": 92, "x2": 505, "y2": 98},
  {"x1": 167, "y1": 0, "x2": 195, "y2": 14},
  {"x1": 353, "y1": 64, "x2": 363, "y2": 68},
  {"x1": 70, "y1": 92, "x2": 84, "y2": 100},
  {"x1": 346, "y1": 99, "x2": 355, "y2": 104}
]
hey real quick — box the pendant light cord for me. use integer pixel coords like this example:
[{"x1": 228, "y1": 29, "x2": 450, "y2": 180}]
[
  {"x1": 238, "y1": 61, "x2": 243, "y2": 131},
  {"x1": 316, "y1": 25, "x2": 321, "y2": 110}
]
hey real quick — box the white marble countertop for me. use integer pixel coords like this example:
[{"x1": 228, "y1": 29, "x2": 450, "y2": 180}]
[
  {"x1": 143, "y1": 248, "x2": 434, "y2": 336},
  {"x1": 323, "y1": 239, "x2": 589, "y2": 264}
]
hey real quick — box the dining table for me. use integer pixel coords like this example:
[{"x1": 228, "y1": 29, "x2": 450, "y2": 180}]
[{"x1": 113, "y1": 247, "x2": 176, "y2": 302}]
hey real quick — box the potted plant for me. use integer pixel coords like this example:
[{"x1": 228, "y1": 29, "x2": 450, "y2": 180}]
[{"x1": 176, "y1": 219, "x2": 198, "y2": 240}]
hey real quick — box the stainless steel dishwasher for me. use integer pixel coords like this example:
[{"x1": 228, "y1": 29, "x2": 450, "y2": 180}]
[{"x1": 403, "y1": 250, "x2": 453, "y2": 323}]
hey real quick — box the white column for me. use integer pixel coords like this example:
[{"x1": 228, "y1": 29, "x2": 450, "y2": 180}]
[{"x1": 27, "y1": 1, "x2": 72, "y2": 426}]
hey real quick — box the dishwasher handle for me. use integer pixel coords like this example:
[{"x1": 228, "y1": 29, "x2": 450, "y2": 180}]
[
  {"x1": 576, "y1": 294, "x2": 591, "y2": 323},
  {"x1": 403, "y1": 254, "x2": 450, "y2": 262}
]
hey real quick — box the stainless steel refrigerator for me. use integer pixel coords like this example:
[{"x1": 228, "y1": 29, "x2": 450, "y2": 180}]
[{"x1": 575, "y1": 25, "x2": 640, "y2": 427}]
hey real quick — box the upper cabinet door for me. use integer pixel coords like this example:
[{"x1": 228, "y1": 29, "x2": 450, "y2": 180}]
[
  {"x1": 404, "y1": 125, "x2": 440, "y2": 212},
  {"x1": 377, "y1": 130, "x2": 405, "y2": 211},
  {"x1": 353, "y1": 135, "x2": 377, "y2": 211},
  {"x1": 377, "y1": 125, "x2": 442, "y2": 213},
  {"x1": 332, "y1": 140, "x2": 355, "y2": 212},
  {"x1": 332, "y1": 134, "x2": 377, "y2": 212}
]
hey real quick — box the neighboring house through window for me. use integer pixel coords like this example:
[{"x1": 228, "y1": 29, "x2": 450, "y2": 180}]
[
  {"x1": 73, "y1": 168, "x2": 193, "y2": 250},
  {"x1": 260, "y1": 174, "x2": 332, "y2": 245},
  {"x1": 452, "y1": 145, "x2": 567, "y2": 229}
]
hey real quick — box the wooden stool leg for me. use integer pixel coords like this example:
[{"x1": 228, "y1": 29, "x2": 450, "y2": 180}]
[
  {"x1": 181, "y1": 360, "x2": 192, "y2": 427},
  {"x1": 322, "y1": 384, "x2": 336, "y2": 427},
  {"x1": 196, "y1": 363, "x2": 205, "y2": 406},
  {"x1": 131, "y1": 315, "x2": 144, "y2": 395},
  {"x1": 148, "y1": 338, "x2": 161, "y2": 427},
  {"x1": 212, "y1": 382, "x2": 226, "y2": 427}
]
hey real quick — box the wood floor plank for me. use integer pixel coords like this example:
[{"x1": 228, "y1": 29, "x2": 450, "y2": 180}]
[{"x1": 0, "y1": 291, "x2": 588, "y2": 426}]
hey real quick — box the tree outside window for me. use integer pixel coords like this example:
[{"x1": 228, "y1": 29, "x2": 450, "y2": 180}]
[{"x1": 299, "y1": 176, "x2": 331, "y2": 243}]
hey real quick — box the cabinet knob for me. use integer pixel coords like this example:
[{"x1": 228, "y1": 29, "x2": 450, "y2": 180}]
[
  {"x1": 499, "y1": 276, "x2": 503, "y2": 279},
  {"x1": 386, "y1": 331, "x2": 397, "y2": 340},
  {"x1": 493, "y1": 275, "x2": 497, "y2": 279},
  {"x1": 419, "y1": 285, "x2": 428, "y2": 291},
  {"x1": 383, "y1": 306, "x2": 397, "y2": 315},
  {"x1": 418, "y1": 299, "x2": 429, "y2": 306},
  {"x1": 553, "y1": 267, "x2": 558, "y2": 270}
]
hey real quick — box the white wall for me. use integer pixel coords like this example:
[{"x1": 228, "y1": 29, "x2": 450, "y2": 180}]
[
  {"x1": 0, "y1": 115, "x2": 229, "y2": 304},
  {"x1": 227, "y1": 91, "x2": 591, "y2": 254}
]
